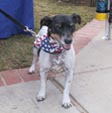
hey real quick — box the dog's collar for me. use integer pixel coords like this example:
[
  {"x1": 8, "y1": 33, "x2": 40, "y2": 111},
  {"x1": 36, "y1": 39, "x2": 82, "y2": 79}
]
[{"x1": 34, "y1": 35, "x2": 65, "y2": 54}]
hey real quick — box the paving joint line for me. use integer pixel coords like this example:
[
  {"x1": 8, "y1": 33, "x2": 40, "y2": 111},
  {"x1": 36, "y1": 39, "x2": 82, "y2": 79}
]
[
  {"x1": 75, "y1": 65, "x2": 112, "y2": 75},
  {"x1": 0, "y1": 75, "x2": 7, "y2": 86},
  {"x1": 50, "y1": 78, "x2": 89, "y2": 113}
]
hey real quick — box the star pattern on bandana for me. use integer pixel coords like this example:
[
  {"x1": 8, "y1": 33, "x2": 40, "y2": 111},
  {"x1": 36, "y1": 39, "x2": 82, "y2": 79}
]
[{"x1": 34, "y1": 35, "x2": 64, "y2": 54}]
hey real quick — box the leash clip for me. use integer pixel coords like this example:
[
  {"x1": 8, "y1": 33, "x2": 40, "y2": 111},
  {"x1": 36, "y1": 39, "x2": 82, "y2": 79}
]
[{"x1": 24, "y1": 26, "x2": 37, "y2": 38}]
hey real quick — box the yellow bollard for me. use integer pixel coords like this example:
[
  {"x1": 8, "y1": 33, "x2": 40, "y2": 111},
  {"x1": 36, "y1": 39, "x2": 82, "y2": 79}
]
[{"x1": 96, "y1": 12, "x2": 108, "y2": 20}]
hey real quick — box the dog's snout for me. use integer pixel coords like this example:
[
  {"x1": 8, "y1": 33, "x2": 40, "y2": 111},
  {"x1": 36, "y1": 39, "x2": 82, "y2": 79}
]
[{"x1": 64, "y1": 39, "x2": 72, "y2": 44}]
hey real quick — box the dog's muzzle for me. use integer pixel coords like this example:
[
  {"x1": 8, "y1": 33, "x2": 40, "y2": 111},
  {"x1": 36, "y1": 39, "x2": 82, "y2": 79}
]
[
  {"x1": 50, "y1": 34, "x2": 73, "y2": 51},
  {"x1": 64, "y1": 38, "x2": 72, "y2": 44},
  {"x1": 62, "y1": 38, "x2": 72, "y2": 50}
]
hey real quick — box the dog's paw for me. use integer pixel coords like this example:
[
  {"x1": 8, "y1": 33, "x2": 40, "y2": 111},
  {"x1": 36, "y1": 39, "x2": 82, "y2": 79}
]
[
  {"x1": 62, "y1": 95, "x2": 72, "y2": 108},
  {"x1": 36, "y1": 95, "x2": 45, "y2": 102},
  {"x1": 62, "y1": 102, "x2": 72, "y2": 109},
  {"x1": 28, "y1": 65, "x2": 35, "y2": 74},
  {"x1": 36, "y1": 90, "x2": 46, "y2": 102}
]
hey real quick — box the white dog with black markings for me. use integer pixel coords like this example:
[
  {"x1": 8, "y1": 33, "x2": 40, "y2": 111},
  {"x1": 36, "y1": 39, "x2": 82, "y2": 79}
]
[{"x1": 29, "y1": 13, "x2": 81, "y2": 108}]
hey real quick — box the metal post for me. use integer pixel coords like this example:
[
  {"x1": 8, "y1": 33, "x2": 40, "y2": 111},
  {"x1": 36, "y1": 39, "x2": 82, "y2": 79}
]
[{"x1": 102, "y1": 0, "x2": 111, "y2": 40}]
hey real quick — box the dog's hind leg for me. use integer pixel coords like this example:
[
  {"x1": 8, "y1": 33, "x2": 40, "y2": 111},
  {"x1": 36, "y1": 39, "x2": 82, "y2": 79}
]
[
  {"x1": 28, "y1": 47, "x2": 38, "y2": 74},
  {"x1": 29, "y1": 26, "x2": 48, "y2": 74}
]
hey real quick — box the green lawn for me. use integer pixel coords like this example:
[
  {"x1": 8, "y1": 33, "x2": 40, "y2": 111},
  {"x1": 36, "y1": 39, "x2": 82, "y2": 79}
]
[{"x1": 0, "y1": 0, "x2": 96, "y2": 71}]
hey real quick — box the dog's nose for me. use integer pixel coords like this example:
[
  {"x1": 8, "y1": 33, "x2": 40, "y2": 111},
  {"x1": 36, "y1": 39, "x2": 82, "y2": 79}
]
[{"x1": 64, "y1": 39, "x2": 72, "y2": 44}]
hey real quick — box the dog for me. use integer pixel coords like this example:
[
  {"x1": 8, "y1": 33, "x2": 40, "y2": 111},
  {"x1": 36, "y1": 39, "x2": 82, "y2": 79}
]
[{"x1": 29, "y1": 13, "x2": 81, "y2": 108}]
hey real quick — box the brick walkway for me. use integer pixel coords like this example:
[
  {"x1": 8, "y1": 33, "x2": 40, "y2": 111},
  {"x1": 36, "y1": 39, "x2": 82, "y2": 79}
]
[{"x1": 0, "y1": 19, "x2": 105, "y2": 87}]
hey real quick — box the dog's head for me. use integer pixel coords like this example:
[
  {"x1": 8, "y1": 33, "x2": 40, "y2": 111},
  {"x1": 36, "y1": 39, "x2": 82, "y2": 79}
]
[{"x1": 40, "y1": 14, "x2": 81, "y2": 50}]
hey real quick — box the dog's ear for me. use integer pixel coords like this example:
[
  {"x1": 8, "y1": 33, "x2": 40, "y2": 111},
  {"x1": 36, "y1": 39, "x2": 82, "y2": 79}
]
[
  {"x1": 71, "y1": 13, "x2": 81, "y2": 24},
  {"x1": 40, "y1": 16, "x2": 52, "y2": 28}
]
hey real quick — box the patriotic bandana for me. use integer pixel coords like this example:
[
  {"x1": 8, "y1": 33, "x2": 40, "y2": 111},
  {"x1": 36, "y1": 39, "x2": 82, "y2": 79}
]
[{"x1": 34, "y1": 35, "x2": 64, "y2": 54}]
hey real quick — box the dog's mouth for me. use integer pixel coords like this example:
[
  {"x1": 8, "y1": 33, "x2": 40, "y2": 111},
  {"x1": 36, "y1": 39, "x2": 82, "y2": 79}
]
[
  {"x1": 63, "y1": 44, "x2": 71, "y2": 50},
  {"x1": 51, "y1": 34, "x2": 72, "y2": 50}
]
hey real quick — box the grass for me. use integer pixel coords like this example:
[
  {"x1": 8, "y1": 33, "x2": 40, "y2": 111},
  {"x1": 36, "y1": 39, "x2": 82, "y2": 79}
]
[{"x1": 0, "y1": 0, "x2": 96, "y2": 71}]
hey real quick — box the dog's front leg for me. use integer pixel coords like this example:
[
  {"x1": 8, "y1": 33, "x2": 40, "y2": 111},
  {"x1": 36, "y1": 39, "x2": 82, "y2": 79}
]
[
  {"x1": 37, "y1": 68, "x2": 48, "y2": 101},
  {"x1": 37, "y1": 51, "x2": 50, "y2": 101},
  {"x1": 62, "y1": 69, "x2": 73, "y2": 108},
  {"x1": 62, "y1": 48, "x2": 75, "y2": 108},
  {"x1": 29, "y1": 47, "x2": 38, "y2": 74}
]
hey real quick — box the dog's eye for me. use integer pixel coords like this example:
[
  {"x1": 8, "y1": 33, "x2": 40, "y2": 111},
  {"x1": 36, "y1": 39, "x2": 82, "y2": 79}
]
[
  {"x1": 70, "y1": 23, "x2": 74, "y2": 27},
  {"x1": 56, "y1": 24, "x2": 62, "y2": 28}
]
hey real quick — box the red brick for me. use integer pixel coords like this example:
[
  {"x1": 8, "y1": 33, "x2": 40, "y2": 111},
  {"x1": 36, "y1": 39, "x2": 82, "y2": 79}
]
[
  {"x1": 18, "y1": 68, "x2": 39, "y2": 82},
  {"x1": 74, "y1": 37, "x2": 91, "y2": 53},
  {"x1": 1, "y1": 70, "x2": 22, "y2": 85},
  {"x1": 74, "y1": 19, "x2": 105, "y2": 54}
]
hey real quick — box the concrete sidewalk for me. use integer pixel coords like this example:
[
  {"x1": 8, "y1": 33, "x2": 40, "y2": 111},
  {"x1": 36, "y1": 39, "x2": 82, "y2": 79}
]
[
  {"x1": 1, "y1": 19, "x2": 111, "y2": 113},
  {"x1": 55, "y1": 32, "x2": 112, "y2": 113}
]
